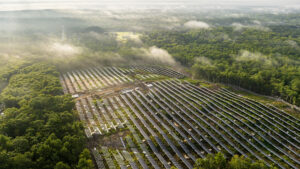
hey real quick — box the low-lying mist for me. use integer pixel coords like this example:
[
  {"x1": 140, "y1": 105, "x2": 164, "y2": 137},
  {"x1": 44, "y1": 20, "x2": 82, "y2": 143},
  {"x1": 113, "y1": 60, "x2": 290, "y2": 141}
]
[{"x1": 1, "y1": 8, "x2": 300, "y2": 72}]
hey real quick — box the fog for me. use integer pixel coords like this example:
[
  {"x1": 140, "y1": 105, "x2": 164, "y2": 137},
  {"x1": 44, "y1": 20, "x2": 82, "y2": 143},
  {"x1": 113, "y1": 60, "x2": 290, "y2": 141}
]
[
  {"x1": 0, "y1": 0, "x2": 300, "y2": 71},
  {"x1": 1, "y1": 0, "x2": 300, "y2": 11},
  {"x1": 184, "y1": 21, "x2": 210, "y2": 29},
  {"x1": 234, "y1": 50, "x2": 279, "y2": 67}
]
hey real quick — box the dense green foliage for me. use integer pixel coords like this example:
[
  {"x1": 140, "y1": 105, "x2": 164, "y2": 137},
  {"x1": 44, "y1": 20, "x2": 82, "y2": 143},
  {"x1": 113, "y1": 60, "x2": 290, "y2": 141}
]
[
  {"x1": 0, "y1": 63, "x2": 94, "y2": 169},
  {"x1": 144, "y1": 26, "x2": 300, "y2": 106},
  {"x1": 194, "y1": 152, "x2": 277, "y2": 169},
  {"x1": 0, "y1": 58, "x2": 30, "y2": 92}
]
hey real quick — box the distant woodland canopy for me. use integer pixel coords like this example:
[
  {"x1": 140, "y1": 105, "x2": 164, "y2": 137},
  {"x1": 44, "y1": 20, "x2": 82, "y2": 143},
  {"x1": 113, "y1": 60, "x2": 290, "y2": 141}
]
[
  {"x1": 0, "y1": 62, "x2": 94, "y2": 169},
  {"x1": 144, "y1": 25, "x2": 300, "y2": 106}
]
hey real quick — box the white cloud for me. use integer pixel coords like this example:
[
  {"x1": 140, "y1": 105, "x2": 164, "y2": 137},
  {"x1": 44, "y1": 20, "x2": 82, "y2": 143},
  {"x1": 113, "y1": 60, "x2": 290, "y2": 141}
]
[
  {"x1": 163, "y1": 16, "x2": 180, "y2": 23},
  {"x1": 136, "y1": 46, "x2": 176, "y2": 65},
  {"x1": 184, "y1": 20, "x2": 210, "y2": 29},
  {"x1": 227, "y1": 13, "x2": 245, "y2": 18},
  {"x1": 252, "y1": 20, "x2": 261, "y2": 25},
  {"x1": 253, "y1": 25, "x2": 271, "y2": 31},
  {"x1": 195, "y1": 56, "x2": 212, "y2": 65},
  {"x1": 234, "y1": 50, "x2": 276, "y2": 66},
  {"x1": 47, "y1": 42, "x2": 81, "y2": 57},
  {"x1": 231, "y1": 22, "x2": 270, "y2": 31},
  {"x1": 235, "y1": 50, "x2": 264, "y2": 61}
]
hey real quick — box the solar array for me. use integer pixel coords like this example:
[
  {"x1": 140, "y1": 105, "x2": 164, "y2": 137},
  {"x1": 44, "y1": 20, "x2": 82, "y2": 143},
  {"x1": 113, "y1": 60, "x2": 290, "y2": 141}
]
[{"x1": 60, "y1": 66, "x2": 299, "y2": 169}]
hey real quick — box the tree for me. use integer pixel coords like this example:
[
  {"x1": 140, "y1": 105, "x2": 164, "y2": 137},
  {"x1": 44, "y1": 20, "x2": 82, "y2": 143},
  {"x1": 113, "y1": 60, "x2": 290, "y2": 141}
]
[
  {"x1": 215, "y1": 152, "x2": 227, "y2": 168},
  {"x1": 76, "y1": 149, "x2": 94, "y2": 169},
  {"x1": 194, "y1": 152, "x2": 226, "y2": 169},
  {"x1": 144, "y1": 27, "x2": 300, "y2": 106},
  {"x1": 54, "y1": 162, "x2": 71, "y2": 169},
  {"x1": 11, "y1": 153, "x2": 33, "y2": 169},
  {"x1": 0, "y1": 135, "x2": 12, "y2": 151},
  {"x1": 228, "y1": 155, "x2": 252, "y2": 169},
  {"x1": 0, "y1": 63, "x2": 87, "y2": 169},
  {"x1": 194, "y1": 153, "x2": 276, "y2": 169}
]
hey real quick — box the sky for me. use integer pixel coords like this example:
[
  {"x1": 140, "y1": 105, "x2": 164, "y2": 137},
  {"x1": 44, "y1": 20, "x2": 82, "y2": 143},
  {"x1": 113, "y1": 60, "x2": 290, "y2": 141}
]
[{"x1": 0, "y1": 0, "x2": 300, "y2": 11}]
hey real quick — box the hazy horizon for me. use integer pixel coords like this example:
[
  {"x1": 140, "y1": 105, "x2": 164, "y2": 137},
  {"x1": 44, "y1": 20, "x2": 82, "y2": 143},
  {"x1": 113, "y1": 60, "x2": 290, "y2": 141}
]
[
  {"x1": 0, "y1": 1, "x2": 299, "y2": 169},
  {"x1": 1, "y1": 0, "x2": 300, "y2": 11}
]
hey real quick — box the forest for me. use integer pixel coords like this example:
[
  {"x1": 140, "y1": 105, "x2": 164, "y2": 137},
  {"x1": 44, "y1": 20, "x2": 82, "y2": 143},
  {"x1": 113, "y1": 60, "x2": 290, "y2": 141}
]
[
  {"x1": 143, "y1": 25, "x2": 300, "y2": 106},
  {"x1": 0, "y1": 4, "x2": 299, "y2": 168},
  {"x1": 0, "y1": 61, "x2": 94, "y2": 169}
]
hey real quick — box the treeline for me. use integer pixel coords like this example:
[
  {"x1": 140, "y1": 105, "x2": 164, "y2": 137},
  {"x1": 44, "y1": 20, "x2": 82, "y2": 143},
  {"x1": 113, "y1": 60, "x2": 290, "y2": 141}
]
[
  {"x1": 171, "y1": 152, "x2": 277, "y2": 169},
  {"x1": 193, "y1": 152, "x2": 277, "y2": 169},
  {"x1": 0, "y1": 63, "x2": 94, "y2": 169},
  {"x1": 143, "y1": 26, "x2": 300, "y2": 106}
]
